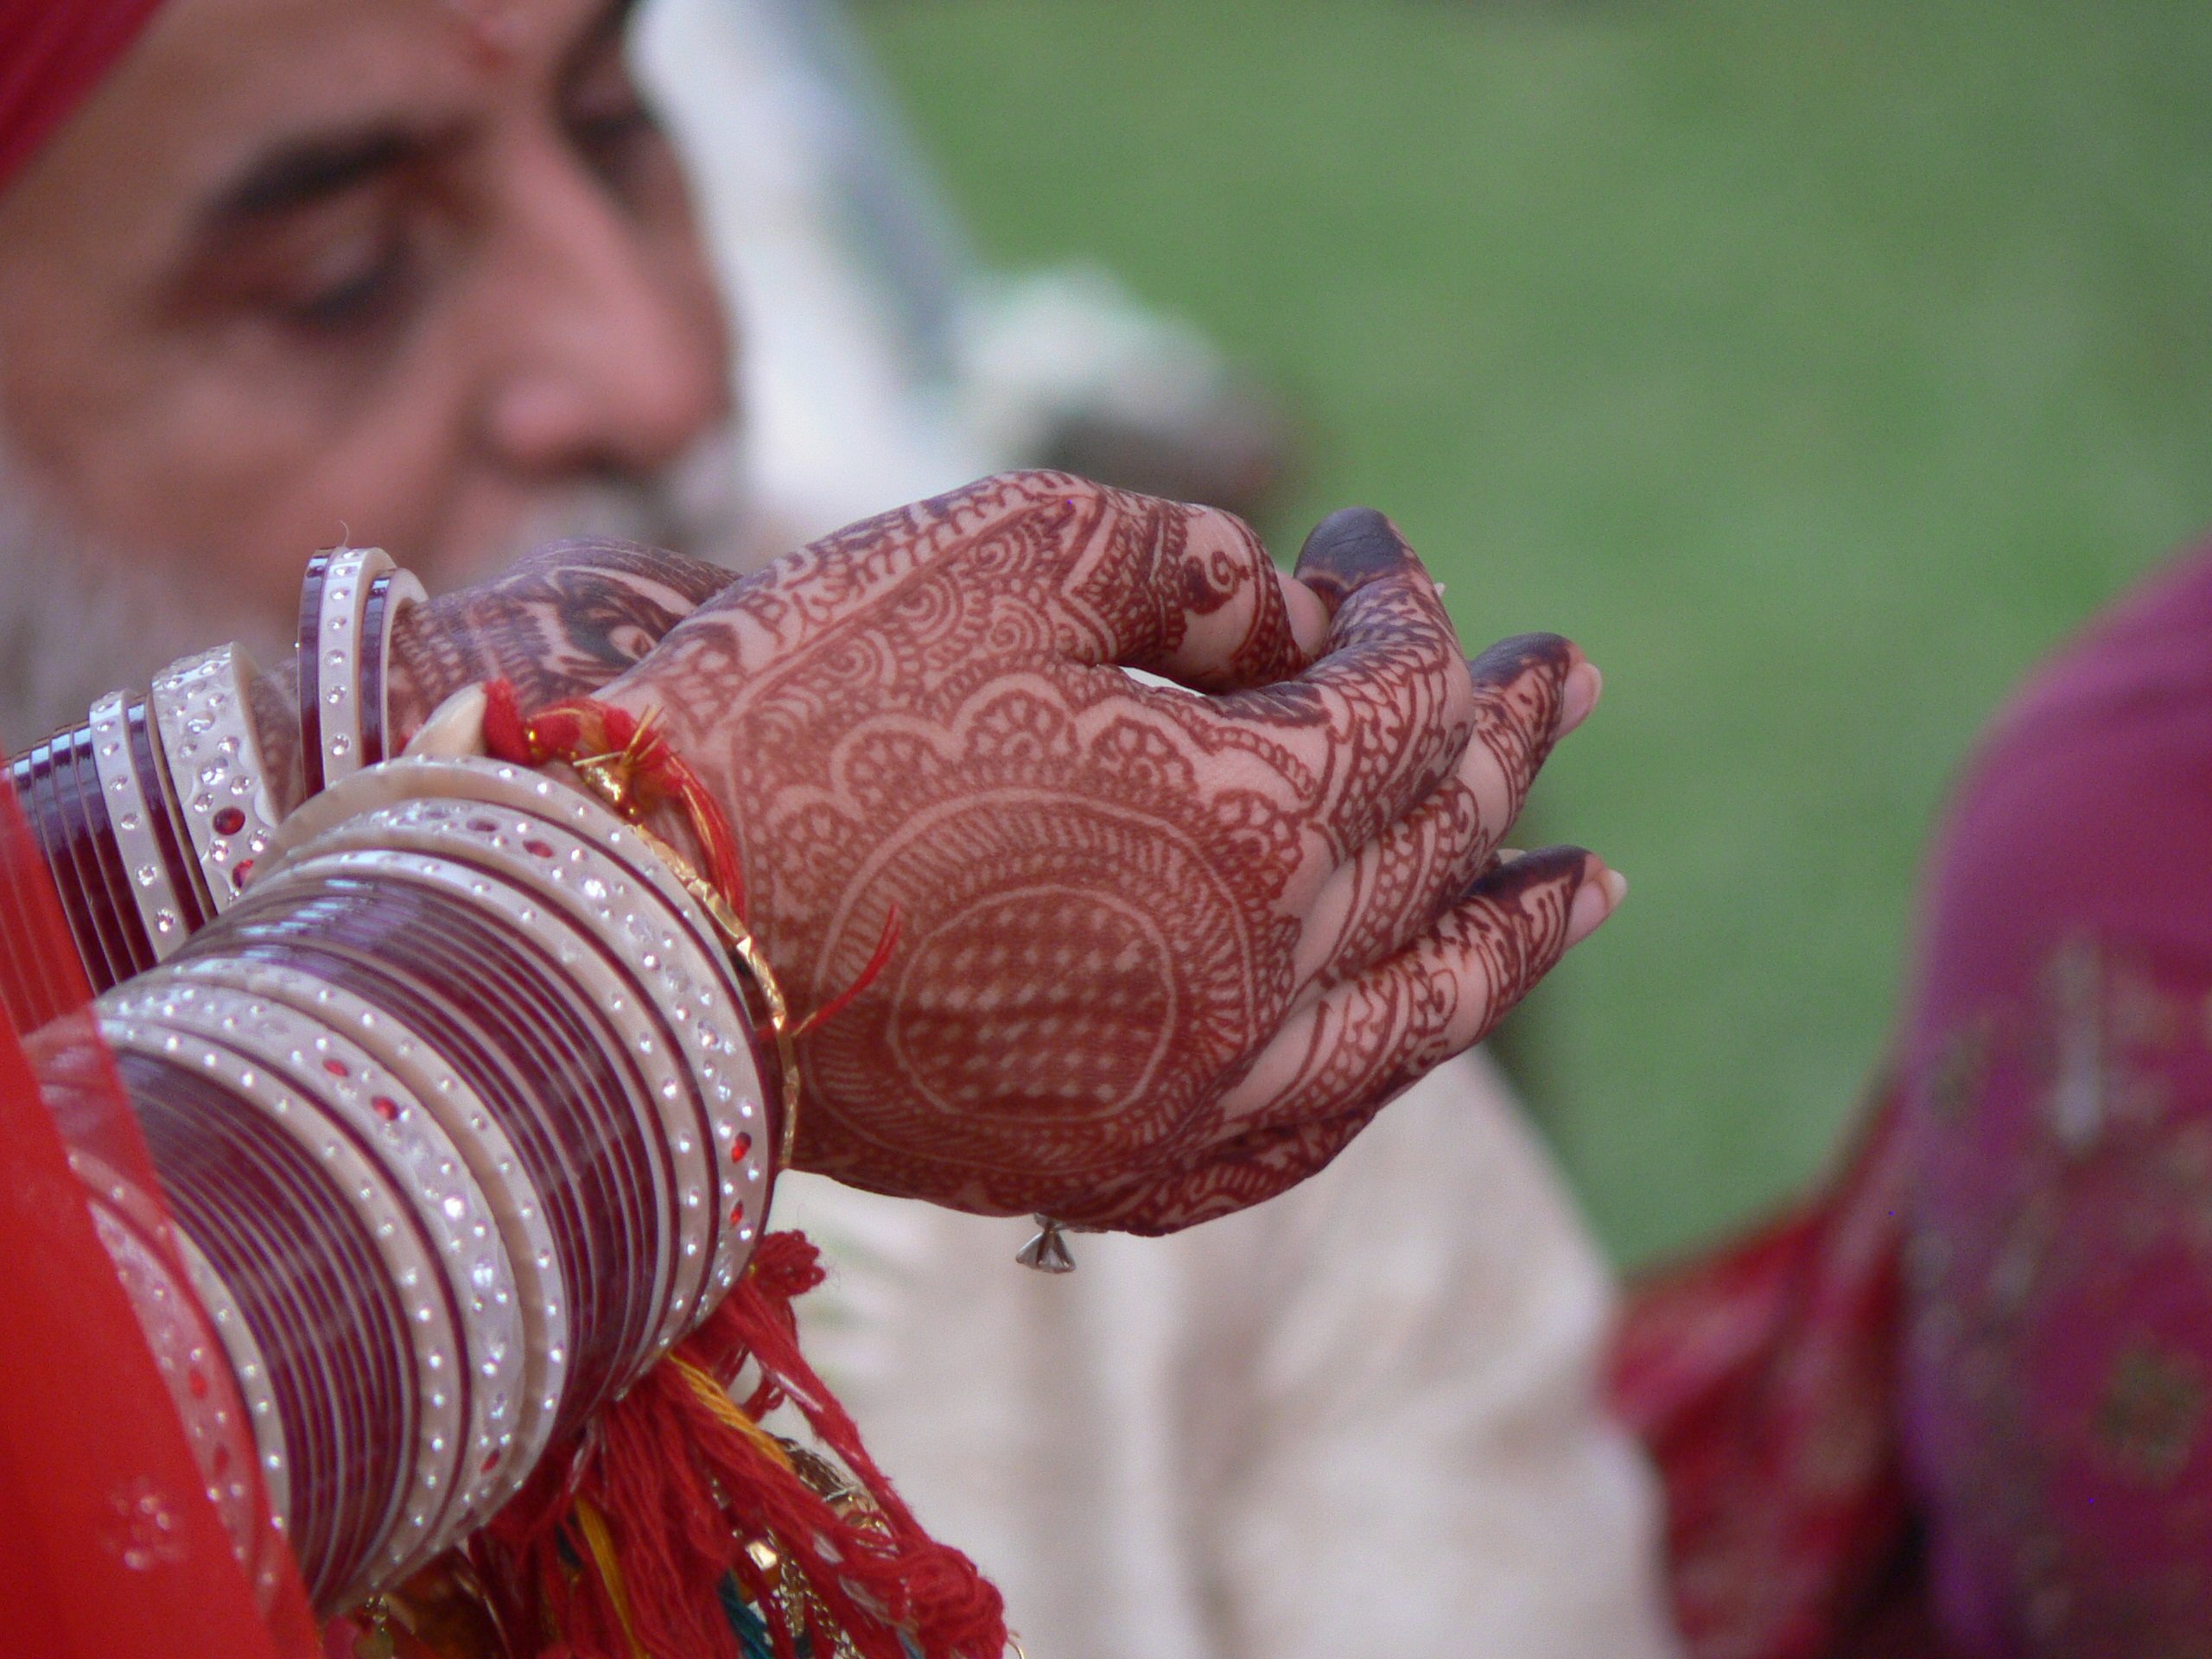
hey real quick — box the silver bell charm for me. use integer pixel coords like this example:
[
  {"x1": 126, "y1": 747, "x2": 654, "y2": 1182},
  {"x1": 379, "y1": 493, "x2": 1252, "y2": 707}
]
[{"x1": 1016, "y1": 1214, "x2": 1077, "y2": 1274}]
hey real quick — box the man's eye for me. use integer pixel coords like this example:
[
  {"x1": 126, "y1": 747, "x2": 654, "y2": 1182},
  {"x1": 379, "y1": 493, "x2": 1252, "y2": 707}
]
[{"x1": 285, "y1": 243, "x2": 412, "y2": 332}]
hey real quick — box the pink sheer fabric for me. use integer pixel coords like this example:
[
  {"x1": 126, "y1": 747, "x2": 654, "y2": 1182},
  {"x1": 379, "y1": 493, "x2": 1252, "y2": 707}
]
[
  {"x1": 1897, "y1": 542, "x2": 2212, "y2": 1656},
  {"x1": 0, "y1": 765, "x2": 317, "y2": 1658},
  {"x1": 1622, "y1": 542, "x2": 2212, "y2": 1659}
]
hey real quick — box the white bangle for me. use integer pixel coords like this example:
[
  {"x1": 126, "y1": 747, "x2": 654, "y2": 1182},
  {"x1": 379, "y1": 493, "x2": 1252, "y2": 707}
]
[
  {"x1": 266, "y1": 843, "x2": 706, "y2": 1365},
  {"x1": 309, "y1": 546, "x2": 397, "y2": 790},
  {"x1": 87, "y1": 691, "x2": 192, "y2": 957},
  {"x1": 276, "y1": 799, "x2": 769, "y2": 1344},
  {"x1": 263, "y1": 756, "x2": 777, "y2": 1308},
  {"x1": 149, "y1": 645, "x2": 280, "y2": 912},
  {"x1": 113, "y1": 976, "x2": 526, "y2": 1579}
]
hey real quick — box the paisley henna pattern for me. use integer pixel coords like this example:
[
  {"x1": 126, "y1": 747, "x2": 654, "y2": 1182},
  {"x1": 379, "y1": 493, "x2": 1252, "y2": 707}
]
[
  {"x1": 607, "y1": 474, "x2": 1612, "y2": 1230},
  {"x1": 385, "y1": 537, "x2": 734, "y2": 738},
  {"x1": 242, "y1": 539, "x2": 733, "y2": 815}
]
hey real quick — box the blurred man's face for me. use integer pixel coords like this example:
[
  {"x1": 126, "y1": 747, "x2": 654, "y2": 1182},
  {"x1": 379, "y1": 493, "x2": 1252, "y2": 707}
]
[{"x1": 0, "y1": 0, "x2": 734, "y2": 640}]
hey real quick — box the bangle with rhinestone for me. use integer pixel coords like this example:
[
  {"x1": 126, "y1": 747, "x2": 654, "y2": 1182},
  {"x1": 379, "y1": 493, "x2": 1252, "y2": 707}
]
[
  {"x1": 150, "y1": 644, "x2": 282, "y2": 910},
  {"x1": 285, "y1": 798, "x2": 764, "y2": 1345},
  {"x1": 192, "y1": 882, "x2": 635, "y2": 1437},
  {"x1": 105, "y1": 1012, "x2": 463, "y2": 1592},
  {"x1": 106, "y1": 1036, "x2": 416, "y2": 1599},
  {"x1": 18, "y1": 721, "x2": 155, "y2": 988},
  {"x1": 205, "y1": 851, "x2": 658, "y2": 1421},
  {"x1": 54, "y1": 721, "x2": 152, "y2": 982},
  {"x1": 168, "y1": 1220, "x2": 292, "y2": 1555},
  {"x1": 67, "y1": 763, "x2": 774, "y2": 1610},
  {"x1": 60, "y1": 1131, "x2": 290, "y2": 1595},
  {"x1": 223, "y1": 864, "x2": 667, "y2": 1416},
  {"x1": 86, "y1": 1050, "x2": 375, "y2": 1591},
  {"x1": 110, "y1": 976, "x2": 524, "y2": 1586},
  {"x1": 307, "y1": 546, "x2": 394, "y2": 791},
  {"x1": 168, "y1": 954, "x2": 569, "y2": 1520},
  {"x1": 298, "y1": 847, "x2": 692, "y2": 1361},
  {"x1": 127, "y1": 694, "x2": 213, "y2": 931},
  {"x1": 265, "y1": 753, "x2": 779, "y2": 1308},
  {"x1": 89, "y1": 692, "x2": 197, "y2": 961},
  {"x1": 105, "y1": 1004, "x2": 474, "y2": 1604},
  {"x1": 86, "y1": 1191, "x2": 289, "y2": 1577}
]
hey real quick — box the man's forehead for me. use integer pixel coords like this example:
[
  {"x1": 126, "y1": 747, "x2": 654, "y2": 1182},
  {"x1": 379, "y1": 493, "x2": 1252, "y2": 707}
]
[{"x1": 49, "y1": 0, "x2": 624, "y2": 232}]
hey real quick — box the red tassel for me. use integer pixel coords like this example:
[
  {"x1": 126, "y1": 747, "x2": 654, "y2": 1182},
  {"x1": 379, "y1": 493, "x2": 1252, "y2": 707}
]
[
  {"x1": 475, "y1": 1234, "x2": 1007, "y2": 1659},
  {"x1": 791, "y1": 908, "x2": 900, "y2": 1040},
  {"x1": 480, "y1": 678, "x2": 748, "y2": 923}
]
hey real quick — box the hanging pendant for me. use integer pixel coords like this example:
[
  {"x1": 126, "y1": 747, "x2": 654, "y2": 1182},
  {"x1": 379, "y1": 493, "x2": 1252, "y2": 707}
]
[{"x1": 1016, "y1": 1215, "x2": 1077, "y2": 1274}]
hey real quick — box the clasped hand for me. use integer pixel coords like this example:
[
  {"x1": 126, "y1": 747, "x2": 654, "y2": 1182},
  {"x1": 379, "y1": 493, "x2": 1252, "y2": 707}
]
[{"x1": 548, "y1": 474, "x2": 1618, "y2": 1232}]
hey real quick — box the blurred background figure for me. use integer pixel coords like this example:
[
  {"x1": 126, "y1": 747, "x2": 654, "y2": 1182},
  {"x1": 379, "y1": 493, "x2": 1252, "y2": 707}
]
[{"x1": 634, "y1": 0, "x2": 1294, "y2": 545}]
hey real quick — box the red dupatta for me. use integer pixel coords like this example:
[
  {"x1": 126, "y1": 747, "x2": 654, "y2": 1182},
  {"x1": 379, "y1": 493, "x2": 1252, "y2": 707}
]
[
  {"x1": 0, "y1": 767, "x2": 317, "y2": 1659},
  {"x1": 1611, "y1": 1087, "x2": 1936, "y2": 1659}
]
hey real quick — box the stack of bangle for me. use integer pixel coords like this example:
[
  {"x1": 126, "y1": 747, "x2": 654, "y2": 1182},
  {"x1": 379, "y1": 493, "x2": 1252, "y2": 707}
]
[
  {"x1": 63, "y1": 755, "x2": 779, "y2": 1610},
  {"x1": 15, "y1": 550, "x2": 794, "y2": 1611},
  {"x1": 10, "y1": 546, "x2": 423, "y2": 994}
]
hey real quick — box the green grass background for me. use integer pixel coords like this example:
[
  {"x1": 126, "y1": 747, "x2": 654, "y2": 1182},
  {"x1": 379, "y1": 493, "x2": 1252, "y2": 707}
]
[{"x1": 855, "y1": 0, "x2": 2212, "y2": 1263}]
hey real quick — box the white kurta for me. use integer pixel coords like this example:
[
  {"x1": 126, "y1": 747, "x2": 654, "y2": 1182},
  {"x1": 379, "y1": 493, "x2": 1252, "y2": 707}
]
[{"x1": 772, "y1": 1052, "x2": 1682, "y2": 1659}]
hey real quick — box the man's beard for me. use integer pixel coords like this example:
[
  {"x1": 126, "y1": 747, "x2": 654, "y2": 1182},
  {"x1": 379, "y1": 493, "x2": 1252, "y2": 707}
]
[{"x1": 0, "y1": 424, "x2": 754, "y2": 754}]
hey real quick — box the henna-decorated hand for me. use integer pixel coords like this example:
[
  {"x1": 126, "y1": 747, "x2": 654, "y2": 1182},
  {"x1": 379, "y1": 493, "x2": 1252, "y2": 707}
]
[
  {"x1": 250, "y1": 538, "x2": 734, "y2": 814},
  {"x1": 602, "y1": 473, "x2": 1622, "y2": 1232}
]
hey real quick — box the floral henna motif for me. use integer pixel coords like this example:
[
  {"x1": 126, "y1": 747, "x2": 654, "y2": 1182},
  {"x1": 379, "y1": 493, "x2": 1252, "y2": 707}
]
[{"x1": 606, "y1": 474, "x2": 1615, "y2": 1230}]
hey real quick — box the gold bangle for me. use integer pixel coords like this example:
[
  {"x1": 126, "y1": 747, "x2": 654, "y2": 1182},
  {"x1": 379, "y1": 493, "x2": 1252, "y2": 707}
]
[{"x1": 565, "y1": 758, "x2": 804, "y2": 1167}]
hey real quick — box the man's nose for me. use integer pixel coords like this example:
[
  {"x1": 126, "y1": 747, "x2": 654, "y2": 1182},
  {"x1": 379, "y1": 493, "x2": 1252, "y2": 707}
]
[{"x1": 477, "y1": 141, "x2": 730, "y2": 480}]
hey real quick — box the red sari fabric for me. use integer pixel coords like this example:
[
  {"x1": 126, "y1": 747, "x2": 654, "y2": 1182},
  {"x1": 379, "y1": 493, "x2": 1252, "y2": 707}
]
[
  {"x1": 0, "y1": 769, "x2": 316, "y2": 1659},
  {"x1": 1612, "y1": 1090, "x2": 1929, "y2": 1659},
  {"x1": 1621, "y1": 542, "x2": 2212, "y2": 1659}
]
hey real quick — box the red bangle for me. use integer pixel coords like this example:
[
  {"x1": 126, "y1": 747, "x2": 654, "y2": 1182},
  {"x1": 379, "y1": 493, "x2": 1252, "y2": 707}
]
[
  {"x1": 120, "y1": 1046, "x2": 411, "y2": 1598},
  {"x1": 51, "y1": 725, "x2": 148, "y2": 985},
  {"x1": 13, "y1": 733, "x2": 110, "y2": 988},
  {"x1": 46, "y1": 730, "x2": 127, "y2": 988},
  {"x1": 125, "y1": 696, "x2": 212, "y2": 931},
  {"x1": 198, "y1": 872, "x2": 658, "y2": 1425},
  {"x1": 357, "y1": 568, "x2": 422, "y2": 769},
  {"x1": 68, "y1": 721, "x2": 156, "y2": 977},
  {"x1": 296, "y1": 551, "x2": 333, "y2": 798}
]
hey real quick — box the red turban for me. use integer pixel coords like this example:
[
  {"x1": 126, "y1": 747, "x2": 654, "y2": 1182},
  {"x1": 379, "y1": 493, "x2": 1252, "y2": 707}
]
[{"x1": 0, "y1": 0, "x2": 168, "y2": 194}]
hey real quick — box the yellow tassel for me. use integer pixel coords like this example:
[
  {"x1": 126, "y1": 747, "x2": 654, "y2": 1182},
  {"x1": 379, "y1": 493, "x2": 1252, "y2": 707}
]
[
  {"x1": 573, "y1": 1496, "x2": 651, "y2": 1659},
  {"x1": 670, "y1": 1357, "x2": 800, "y2": 1471}
]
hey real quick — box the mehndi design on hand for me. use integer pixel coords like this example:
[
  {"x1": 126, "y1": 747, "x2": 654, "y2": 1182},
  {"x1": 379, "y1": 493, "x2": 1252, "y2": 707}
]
[{"x1": 602, "y1": 474, "x2": 1619, "y2": 1233}]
